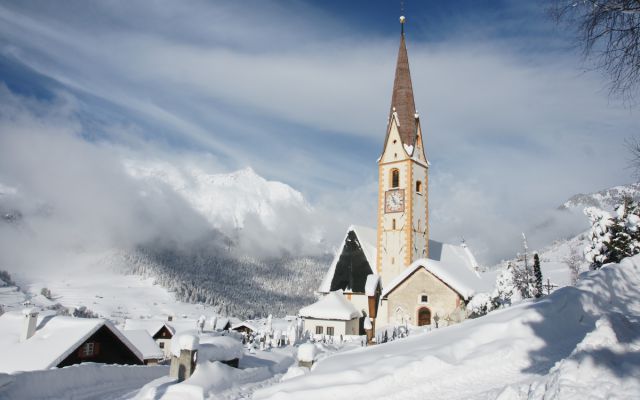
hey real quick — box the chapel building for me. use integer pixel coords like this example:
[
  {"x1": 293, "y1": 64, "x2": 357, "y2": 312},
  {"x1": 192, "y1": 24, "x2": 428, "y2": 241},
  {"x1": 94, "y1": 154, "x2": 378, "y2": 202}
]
[{"x1": 309, "y1": 17, "x2": 488, "y2": 333}]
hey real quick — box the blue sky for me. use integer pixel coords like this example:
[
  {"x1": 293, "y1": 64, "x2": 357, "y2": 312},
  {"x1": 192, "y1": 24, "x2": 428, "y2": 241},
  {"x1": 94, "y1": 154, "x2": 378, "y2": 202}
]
[{"x1": 0, "y1": 0, "x2": 638, "y2": 263}]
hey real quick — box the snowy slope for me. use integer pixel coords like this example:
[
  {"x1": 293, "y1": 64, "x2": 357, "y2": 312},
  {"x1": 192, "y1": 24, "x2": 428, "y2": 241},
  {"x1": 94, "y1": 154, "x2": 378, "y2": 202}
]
[{"x1": 255, "y1": 255, "x2": 640, "y2": 400}]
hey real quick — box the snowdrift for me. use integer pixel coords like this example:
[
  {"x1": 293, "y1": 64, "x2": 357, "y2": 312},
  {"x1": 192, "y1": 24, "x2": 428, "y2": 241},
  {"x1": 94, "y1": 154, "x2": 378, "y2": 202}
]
[
  {"x1": 255, "y1": 255, "x2": 640, "y2": 400},
  {"x1": 0, "y1": 363, "x2": 167, "y2": 400}
]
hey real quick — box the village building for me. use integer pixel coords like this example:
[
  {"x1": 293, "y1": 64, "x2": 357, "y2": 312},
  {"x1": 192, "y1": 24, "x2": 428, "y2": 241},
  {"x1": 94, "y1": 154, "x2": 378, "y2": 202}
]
[
  {"x1": 309, "y1": 17, "x2": 489, "y2": 330},
  {"x1": 123, "y1": 316, "x2": 221, "y2": 359},
  {"x1": 0, "y1": 309, "x2": 143, "y2": 374},
  {"x1": 299, "y1": 290, "x2": 362, "y2": 337},
  {"x1": 230, "y1": 322, "x2": 259, "y2": 335}
]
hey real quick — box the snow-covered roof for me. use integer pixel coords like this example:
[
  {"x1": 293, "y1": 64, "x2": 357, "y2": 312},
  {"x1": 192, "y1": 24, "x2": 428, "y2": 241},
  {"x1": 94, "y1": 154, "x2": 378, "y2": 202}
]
[
  {"x1": 123, "y1": 319, "x2": 169, "y2": 337},
  {"x1": 318, "y1": 225, "x2": 377, "y2": 294},
  {"x1": 382, "y1": 241, "x2": 487, "y2": 299},
  {"x1": 0, "y1": 312, "x2": 143, "y2": 373},
  {"x1": 230, "y1": 322, "x2": 259, "y2": 332},
  {"x1": 299, "y1": 290, "x2": 362, "y2": 321},
  {"x1": 365, "y1": 274, "x2": 381, "y2": 297},
  {"x1": 214, "y1": 317, "x2": 231, "y2": 330},
  {"x1": 121, "y1": 329, "x2": 163, "y2": 360}
]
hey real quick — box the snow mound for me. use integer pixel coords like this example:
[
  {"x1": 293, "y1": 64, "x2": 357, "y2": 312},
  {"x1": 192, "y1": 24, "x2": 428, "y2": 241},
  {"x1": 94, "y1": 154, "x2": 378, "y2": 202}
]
[{"x1": 297, "y1": 343, "x2": 317, "y2": 362}]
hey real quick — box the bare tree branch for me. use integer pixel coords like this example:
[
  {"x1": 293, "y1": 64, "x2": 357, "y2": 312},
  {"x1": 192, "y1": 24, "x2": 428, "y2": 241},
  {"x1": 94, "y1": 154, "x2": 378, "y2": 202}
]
[{"x1": 551, "y1": 0, "x2": 640, "y2": 102}]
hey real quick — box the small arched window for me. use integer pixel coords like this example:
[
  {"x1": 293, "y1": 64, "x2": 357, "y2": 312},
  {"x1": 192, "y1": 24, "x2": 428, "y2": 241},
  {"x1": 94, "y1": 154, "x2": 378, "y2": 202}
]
[
  {"x1": 392, "y1": 219, "x2": 396, "y2": 230},
  {"x1": 416, "y1": 180, "x2": 422, "y2": 193},
  {"x1": 391, "y1": 169, "x2": 400, "y2": 188}
]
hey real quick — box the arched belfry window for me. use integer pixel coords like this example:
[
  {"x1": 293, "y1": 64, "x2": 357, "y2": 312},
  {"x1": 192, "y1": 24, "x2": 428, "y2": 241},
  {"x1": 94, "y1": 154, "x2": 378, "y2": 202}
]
[
  {"x1": 416, "y1": 180, "x2": 422, "y2": 193},
  {"x1": 391, "y1": 169, "x2": 400, "y2": 188}
]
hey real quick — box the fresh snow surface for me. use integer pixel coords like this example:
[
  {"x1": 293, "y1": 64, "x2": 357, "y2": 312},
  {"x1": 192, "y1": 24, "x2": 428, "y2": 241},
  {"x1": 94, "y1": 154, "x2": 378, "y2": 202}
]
[
  {"x1": 255, "y1": 254, "x2": 640, "y2": 400},
  {"x1": 0, "y1": 363, "x2": 167, "y2": 400},
  {"x1": 298, "y1": 291, "x2": 362, "y2": 321},
  {"x1": 134, "y1": 346, "x2": 295, "y2": 400}
]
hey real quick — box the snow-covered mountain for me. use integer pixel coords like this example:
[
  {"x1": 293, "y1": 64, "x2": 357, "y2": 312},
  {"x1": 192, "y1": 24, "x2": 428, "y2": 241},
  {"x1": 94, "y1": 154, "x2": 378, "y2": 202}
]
[
  {"x1": 561, "y1": 182, "x2": 640, "y2": 211},
  {"x1": 124, "y1": 161, "x2": 311, "y2": 233},
  {"x1": 0, "y1": 162, "x2": 331, "y2": 320}
]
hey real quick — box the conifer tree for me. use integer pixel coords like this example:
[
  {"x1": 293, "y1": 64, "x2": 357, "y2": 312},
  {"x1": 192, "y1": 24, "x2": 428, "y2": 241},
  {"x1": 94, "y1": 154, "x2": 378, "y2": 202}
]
[{"x1": 533, "y1": 254, "x2": 543, "y2": 298}]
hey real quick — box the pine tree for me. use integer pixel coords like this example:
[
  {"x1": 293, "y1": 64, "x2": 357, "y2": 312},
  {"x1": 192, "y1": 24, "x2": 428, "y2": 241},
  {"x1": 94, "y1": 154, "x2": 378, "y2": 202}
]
[
  {"x1": 533, "y1": 254, "x2": 543, "y2": 298},
  {"x1": 585, "y1": 197, "x2": 640, "y2": 269}
]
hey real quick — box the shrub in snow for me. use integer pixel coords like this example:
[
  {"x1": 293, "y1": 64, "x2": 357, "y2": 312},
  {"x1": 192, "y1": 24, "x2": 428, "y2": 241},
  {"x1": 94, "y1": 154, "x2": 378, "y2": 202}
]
[
  {"x1": 40, "y1": 287, "x2": 52, "y2": 300},
  {"x1": 0, "y1": 270, "x2": 15, "y2": 286},
  {"x1": 584, "y1": 197, "x2": 640, "y2": 269},
  {"x1": 533, "y1": 254, "x2": 543, "y2": 298},
  {"x1": 493, "y1": 264, "x2": 520, "y2": 307},
  {"x1": 467, "y1": 292, "x2": 494, "y2": 317}
]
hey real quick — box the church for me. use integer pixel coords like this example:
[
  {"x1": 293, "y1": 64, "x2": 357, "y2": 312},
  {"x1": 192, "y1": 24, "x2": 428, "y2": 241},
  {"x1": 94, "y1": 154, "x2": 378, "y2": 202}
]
[{"x1": 303, "y1": 17, "x2": 488, "y2": 334}]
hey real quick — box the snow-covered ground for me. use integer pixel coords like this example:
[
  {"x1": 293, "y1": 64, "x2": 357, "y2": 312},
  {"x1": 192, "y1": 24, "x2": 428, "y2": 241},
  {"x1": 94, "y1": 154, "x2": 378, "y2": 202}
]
[
  {"x1": 254, "y1": 255, "x2": 640, "y2": 400},
  {"x1": 1, "y1": 251, "x2": 215, "y2": 324},
  {"x1": 0, "y1": 364, "x2": 167, "y2": 400}
]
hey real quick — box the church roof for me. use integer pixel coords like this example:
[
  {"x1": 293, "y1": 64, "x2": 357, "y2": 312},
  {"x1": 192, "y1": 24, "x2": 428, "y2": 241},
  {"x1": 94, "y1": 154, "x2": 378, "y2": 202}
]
[
  {"x1": 381, "y1": 241, "x2": 490, "y2": 300},
  {"x1": 299, "y1": 290, "x2": 362, "y2": 321},
  {"x1": 388, "y1": 26, "x2": 418, "y2": 147},
  {"x1": 317, "y1": 225, "x2": 377, "y2": 294}
]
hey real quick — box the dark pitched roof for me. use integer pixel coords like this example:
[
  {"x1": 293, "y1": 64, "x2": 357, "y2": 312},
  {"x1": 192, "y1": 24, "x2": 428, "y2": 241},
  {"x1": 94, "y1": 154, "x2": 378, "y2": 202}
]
[{"x1": 388, "y1": 30, "x2": 417, "y2": 146}]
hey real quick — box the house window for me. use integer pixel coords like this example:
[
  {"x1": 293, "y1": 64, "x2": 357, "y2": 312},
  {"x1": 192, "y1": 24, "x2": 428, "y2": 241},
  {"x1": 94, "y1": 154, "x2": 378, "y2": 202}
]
[
  {"x1": 416, "y1": 181, "x2": 422, "y2": 193},
  {"x1": 391, "y1": 169, "x2": 400, "y2": 188},
  {"x1": 420, "y1": 294, "x2": 428, "y2": 303},
  {"x1": 315, "y1": 326, "x2": 323, "y2": 335},
  {"x1": 392, "y1": 219, "x2": 396, "y2": 230},
  {"x1": 81, "y1": 342, "x2": 96, "y2": 358},
  {"x1": 327, "y1": 327, "x2": 335, "y2": 336},
  {"x1": 159, "y1": 342, "x2": 165, "y2": 349}
]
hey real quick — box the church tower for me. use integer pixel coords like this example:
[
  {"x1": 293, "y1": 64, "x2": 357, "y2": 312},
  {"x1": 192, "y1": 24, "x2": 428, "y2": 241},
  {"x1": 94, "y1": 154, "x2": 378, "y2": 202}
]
[{"x1": 376, "y1": 17, "x2": 429, "y2": 285}]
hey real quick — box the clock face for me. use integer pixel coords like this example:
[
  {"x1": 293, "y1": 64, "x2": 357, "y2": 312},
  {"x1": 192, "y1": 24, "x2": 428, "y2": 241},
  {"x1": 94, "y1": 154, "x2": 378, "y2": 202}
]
[{"x1": 385, "y1": 189, "x2": 405, "y2": 213}]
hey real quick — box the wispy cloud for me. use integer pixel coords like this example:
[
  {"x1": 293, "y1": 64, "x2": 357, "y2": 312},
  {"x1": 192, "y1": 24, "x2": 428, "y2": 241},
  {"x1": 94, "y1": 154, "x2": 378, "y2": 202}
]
[{"x1": 0, "y1": 1, "x2": 638, "y2": 264}]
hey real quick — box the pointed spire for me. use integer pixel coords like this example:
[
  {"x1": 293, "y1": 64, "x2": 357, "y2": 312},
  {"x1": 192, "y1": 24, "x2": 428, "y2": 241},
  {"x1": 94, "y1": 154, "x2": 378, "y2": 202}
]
[{"x1": 388, "y1": 15, "x2": 417, "y2": 146}]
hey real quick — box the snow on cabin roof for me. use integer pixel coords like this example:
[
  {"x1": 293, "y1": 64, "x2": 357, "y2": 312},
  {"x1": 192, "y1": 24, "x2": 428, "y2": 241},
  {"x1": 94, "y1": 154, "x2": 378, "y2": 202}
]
[
  {"x1": 381, "y1": 242, "x2": 487, "y2": 300},
  {"x1": 123, "y1": 319, "x2": 170, "y2": 337},
  {"x1": 299, "y1": 290, "x2": 362, "y2": 321},
  {"x1": 231, "y1": 322, "x2": 259, "y2": 332},
  {"x1": 365, "y1": 274, "x2": 381, "y2": 296},
  {"x1": 121, "y1": 329, "x2": 163, "y2": 360},
  {"x1": 318, "y1": 225, "x2": 378, "y2": 294},
  {"x1": 0, "y1": 312, "x2": 143, "y2": 374}
]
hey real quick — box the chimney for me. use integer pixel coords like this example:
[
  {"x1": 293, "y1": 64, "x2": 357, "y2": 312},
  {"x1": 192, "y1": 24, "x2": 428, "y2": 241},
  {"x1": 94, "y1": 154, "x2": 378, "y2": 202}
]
[{"x1": 21, "y1": 308, "x2": 39, "y2": 341}]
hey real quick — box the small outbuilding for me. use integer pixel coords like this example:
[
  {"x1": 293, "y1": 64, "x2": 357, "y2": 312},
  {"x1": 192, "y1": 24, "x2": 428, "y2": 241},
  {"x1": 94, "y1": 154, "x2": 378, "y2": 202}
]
[
  {"x1": 230, "y1": 322, "x2": 258, "y2": 335},
  {"x1": 299, "y1": 290, "x2": 362, "y2": 337}
]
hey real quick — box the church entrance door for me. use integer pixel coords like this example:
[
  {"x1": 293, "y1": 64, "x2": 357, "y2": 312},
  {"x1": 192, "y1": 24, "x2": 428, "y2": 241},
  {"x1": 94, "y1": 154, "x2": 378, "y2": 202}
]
[{"x1": 418, "y1": 307, "x2": 431, "y2": 326}]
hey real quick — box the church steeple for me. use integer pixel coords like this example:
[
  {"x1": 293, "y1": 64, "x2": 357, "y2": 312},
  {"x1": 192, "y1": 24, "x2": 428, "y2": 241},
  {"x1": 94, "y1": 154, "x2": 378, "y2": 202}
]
[
  {"x1": 376, "y1": 15, "x2": 429, "y2": 286},
  {"x1": 388, "y1": 16, "x2": 417, "y2": 147}
]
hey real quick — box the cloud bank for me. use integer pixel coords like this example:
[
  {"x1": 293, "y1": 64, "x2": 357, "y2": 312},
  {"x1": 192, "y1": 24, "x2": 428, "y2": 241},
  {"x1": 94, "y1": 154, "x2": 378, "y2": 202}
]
[{"x1": 0, "y1": 1, "x2": 639, "y2": 266}]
